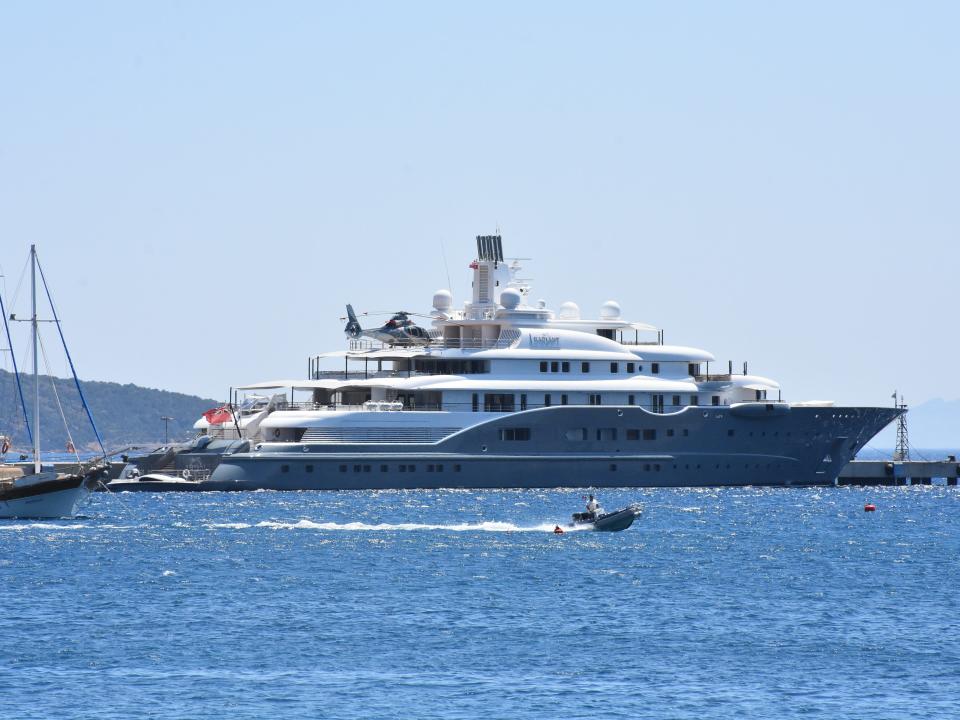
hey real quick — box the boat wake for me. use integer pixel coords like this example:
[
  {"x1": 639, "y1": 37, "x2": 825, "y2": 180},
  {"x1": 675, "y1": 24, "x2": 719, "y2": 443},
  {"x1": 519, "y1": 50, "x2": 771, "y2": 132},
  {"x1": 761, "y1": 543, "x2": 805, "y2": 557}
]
[
  {"x1": 0, "y1": 522, "x2": 87, "y2": 531},
  {"x1": 207, "y1": 519, "x2": 590, "y2": 533}
]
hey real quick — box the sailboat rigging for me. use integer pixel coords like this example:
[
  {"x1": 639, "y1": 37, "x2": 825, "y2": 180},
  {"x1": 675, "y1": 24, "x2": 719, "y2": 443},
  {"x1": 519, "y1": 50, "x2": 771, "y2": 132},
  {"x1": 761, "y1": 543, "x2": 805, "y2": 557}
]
[{"x1": 0, "y1": 245, "x2": 109, "y2": 519}]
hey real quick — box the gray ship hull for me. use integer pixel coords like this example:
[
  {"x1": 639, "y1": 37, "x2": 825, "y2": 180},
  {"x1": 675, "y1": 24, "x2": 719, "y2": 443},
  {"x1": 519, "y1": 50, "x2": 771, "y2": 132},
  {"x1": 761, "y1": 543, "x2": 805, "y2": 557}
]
[{"x1": 203, "y1": 404, "x2": 901, "y2": 490}]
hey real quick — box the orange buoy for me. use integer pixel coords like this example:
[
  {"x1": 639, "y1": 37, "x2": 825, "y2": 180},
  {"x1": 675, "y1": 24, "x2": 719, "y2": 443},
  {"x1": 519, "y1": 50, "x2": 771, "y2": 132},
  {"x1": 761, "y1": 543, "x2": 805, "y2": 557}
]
[
  {"x1": 553, "y1": 525, "x2": 564, "y2": 534},
  {"x1": 864, "y1": 503, "x2": 876, "y2": 512}
]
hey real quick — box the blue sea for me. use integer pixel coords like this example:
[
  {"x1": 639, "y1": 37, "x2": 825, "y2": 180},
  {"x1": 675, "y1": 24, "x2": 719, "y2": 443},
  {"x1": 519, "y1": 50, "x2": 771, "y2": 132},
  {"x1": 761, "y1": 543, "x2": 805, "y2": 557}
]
[{"x1": 2, "y1": 486, "x2": 959, "y2": 719}]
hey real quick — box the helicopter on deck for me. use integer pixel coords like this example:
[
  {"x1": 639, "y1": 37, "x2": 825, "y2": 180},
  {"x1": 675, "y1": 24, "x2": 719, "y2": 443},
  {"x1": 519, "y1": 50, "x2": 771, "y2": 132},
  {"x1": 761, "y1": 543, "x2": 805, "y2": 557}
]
[{"x1": 343, "y1": 304, "x2": 435, "y2": 346}]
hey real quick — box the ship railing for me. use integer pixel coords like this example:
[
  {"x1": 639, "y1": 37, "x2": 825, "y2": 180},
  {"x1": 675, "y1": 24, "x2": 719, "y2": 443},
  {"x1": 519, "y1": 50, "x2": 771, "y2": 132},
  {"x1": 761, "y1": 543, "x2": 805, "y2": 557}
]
[
  {"x1": 272, "y1": 401, "x2": 712, "y2": 414},
  {"x1": 694, "y1": 374, "x2": 733, "y2": 382},
  {"x1": 345, "y1": 335, "x2": 520, "y2": 352},
  {"x1": 429, "y1": 333, "x2": 521, "y2": 350},
  {"x1": 311, "y1": 370, "x2": 434, "y2": 380}
]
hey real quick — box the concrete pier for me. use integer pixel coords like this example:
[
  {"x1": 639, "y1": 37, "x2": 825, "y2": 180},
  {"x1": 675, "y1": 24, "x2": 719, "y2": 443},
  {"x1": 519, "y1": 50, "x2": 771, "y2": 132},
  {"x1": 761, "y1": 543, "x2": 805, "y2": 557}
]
[{"x1": 838, "y1": 458, "x2": 960, "y2": 486}]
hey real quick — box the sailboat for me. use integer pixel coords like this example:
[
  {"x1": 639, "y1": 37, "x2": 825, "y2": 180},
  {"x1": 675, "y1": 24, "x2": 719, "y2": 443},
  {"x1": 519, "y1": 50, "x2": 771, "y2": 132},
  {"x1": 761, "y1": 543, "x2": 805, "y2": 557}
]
[{"x1": 0, "y1": 245, "x2": 109, "y2": 519}]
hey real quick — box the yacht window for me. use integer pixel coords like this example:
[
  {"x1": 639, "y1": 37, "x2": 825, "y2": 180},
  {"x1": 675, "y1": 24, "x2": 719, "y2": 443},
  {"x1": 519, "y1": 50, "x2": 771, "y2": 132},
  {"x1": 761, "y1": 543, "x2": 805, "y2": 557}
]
[
  {"x1": 690, "y1": 396, "x2": 699, "y2": 406},
  {"x1": 610, "y1": 362, "x2": 618, "y2": 373},
  {"x1": 454, "y1": 464, "x2": 462, "y2": 472},
  {"x1": 628, "y1": 394, "x2": 635, "y2": 406},
  {"x1": 627, "y1": 363, "x2": 635, "y2": 373},
  {"x1": 643, "y1": 429, "x2": 656, "y2": 440},
  {"x1": 672, "y1": 395, "x2": 680, "y2": 407},
  {"x1": 581, "y1": 362, "x2": 590, "y2": 373},
  {"x1": 380, "y1": 464, "x2": 388, "y2": 472},
  {"x1": 399, "y1": 465, "x2": 406, "y2": 473},
  {"x1": 565, "y1": 428, "x2": 587, "y2": 441},
  {"x1": 484, "y1": 393, "x2": 515, "y2": 412},
  {"x1": 353, "y1": 464, "x2": 361, "y2": 472},
  {"x1": 589, "y1": 394, "x2": 602, "y2": 406},
  {"x1": 500, "y1": 428, "x2": 531, "y2": 441},
  {"x1": 281, "y1": 465, "x2": 290, "y2": 473},
  {"x1": 551, "y1": 361, "x2": 559, "y2": 373},
  {"x1": 638, "y1": 365, "x2": 643, "y2": 372},
  {"x1": 544, "y1": 393, "x2": 552, "y2": 407},
  {"x1": 540, "y1": 361, "x2": 548, "y2": 373},
  {"x1": 712, "y1": 396, "x2": 720, "y2": 406},
  {"x1": 472, "y1": 393, "x2": 479, "y2": 412},
  {"x1": 596, "y1": 428, "x2": 617, "y2": 441},
  {"x1": 626, "y1": 429, "x2": 640, "y2": 441},
  {"x1": 562, "y1": 361, "x2": 570, "y2": 373},
  {"x1": 520, "y1": 394, "x2": 528, "y2": 411},
  {"x1": 364, "y1": 465, "x2": 371, "y2": 473},
  {"x1": 305, "y1": 464, "x2": 314, "y2": 473},
  {"x1": 688, "y1": 363, "x2": 700, "y2": 376},
  {"x1": 561, "y1": 394, "x2": 568, "y2": 405},
  {"x1": 652, "y1": 363, "x2": 660, "y2": 374},
  {"x1": 667, "y1": 429, "x2": 675, "y2": 437},
  {"x1": 339, "y1": 465, "x2": 347, "y2": 472}
]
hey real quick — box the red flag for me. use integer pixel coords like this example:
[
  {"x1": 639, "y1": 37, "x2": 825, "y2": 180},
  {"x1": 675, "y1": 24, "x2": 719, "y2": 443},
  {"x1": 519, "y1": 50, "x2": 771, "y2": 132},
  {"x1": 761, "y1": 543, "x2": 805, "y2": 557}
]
[{"x1": 203, "y1": 406, "x2": 232, "y2": 424}]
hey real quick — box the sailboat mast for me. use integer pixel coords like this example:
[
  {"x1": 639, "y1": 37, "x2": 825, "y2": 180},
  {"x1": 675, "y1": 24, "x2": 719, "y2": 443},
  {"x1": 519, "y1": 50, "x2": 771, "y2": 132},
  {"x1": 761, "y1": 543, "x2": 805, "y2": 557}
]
[{"x1": 31, "y1": 244, "x2": 40, "y2": 475}]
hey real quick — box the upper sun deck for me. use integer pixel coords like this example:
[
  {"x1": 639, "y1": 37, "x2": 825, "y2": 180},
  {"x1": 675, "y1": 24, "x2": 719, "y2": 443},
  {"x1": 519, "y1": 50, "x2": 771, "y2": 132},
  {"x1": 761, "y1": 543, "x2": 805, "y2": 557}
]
[
  {"x1": 301, "y1": 234, "x2": 777, "y2": 393},
  {"x1": 334, "y1": 327, "x2": 714, "y2": 364}
]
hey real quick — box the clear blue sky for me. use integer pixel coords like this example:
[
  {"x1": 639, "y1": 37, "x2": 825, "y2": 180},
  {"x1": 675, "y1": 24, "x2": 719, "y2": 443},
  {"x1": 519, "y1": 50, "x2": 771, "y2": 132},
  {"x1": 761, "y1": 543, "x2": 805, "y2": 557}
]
[{"x1": 0, "y1": 2, "x2": 956, "y2": 407}]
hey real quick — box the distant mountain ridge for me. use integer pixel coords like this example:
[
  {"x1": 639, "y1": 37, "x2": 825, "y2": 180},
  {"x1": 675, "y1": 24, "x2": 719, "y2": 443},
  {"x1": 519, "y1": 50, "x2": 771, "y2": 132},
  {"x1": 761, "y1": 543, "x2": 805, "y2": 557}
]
[{"x1": 0, "y1": 369, "x2": 218, "y2": 452}]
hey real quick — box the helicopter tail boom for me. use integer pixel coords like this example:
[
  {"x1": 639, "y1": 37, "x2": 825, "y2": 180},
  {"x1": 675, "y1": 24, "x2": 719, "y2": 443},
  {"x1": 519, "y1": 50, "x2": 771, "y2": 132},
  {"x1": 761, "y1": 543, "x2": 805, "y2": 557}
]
[{"x1": 344, "y1": 304, "x2": 363, "y2": 339}]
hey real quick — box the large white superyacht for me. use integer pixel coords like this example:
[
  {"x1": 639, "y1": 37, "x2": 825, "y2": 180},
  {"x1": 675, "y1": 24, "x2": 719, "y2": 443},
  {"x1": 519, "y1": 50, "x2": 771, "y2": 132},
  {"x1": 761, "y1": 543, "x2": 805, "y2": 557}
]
[{"x1": 206, "y1": 235, "x2": 900, "y2": 490}]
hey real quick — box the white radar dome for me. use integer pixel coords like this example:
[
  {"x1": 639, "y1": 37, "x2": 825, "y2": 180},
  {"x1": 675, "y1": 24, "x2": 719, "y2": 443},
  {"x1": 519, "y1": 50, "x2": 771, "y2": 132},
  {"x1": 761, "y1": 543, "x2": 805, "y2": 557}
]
[
  {"x1": 559, "y1": 301, "x2": 580, "y2": 320},
  {"x1": 432, "y1": 289, "x2": 453, "y2": 313},
  {"x1": 499, "y1": 287, "x2": 522, "y2": 310},
  {"x1": 599, "y1": 300, "x2": 621, "y2": 320}
]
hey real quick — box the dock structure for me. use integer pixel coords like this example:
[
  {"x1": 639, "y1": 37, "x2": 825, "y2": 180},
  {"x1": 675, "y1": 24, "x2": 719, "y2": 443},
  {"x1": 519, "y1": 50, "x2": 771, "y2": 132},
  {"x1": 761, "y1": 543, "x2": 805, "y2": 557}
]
[
  {"x1": 838, "y1": 394, "x2": 960, "y2": 485},
  {"x1": 838, "y1": 458, "x2": 960, "y2": 486}
]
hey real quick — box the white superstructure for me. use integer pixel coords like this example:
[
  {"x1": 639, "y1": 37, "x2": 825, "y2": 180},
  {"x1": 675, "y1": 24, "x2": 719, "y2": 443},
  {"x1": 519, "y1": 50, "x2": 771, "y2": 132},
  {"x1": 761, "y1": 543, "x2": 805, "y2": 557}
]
[{"x1": 248, "y1": 235, "x2": 781, "y2": 445}]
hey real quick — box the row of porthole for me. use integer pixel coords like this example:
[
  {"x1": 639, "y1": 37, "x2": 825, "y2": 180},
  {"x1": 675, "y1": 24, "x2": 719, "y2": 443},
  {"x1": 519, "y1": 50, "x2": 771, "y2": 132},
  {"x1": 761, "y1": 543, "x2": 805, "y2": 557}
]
[
  {"x1": 606, "y1": 462, "x2": 784, "y2": 472},
  {"x1": 325, "y1": 464, "x2": 466, "y2": 473}
]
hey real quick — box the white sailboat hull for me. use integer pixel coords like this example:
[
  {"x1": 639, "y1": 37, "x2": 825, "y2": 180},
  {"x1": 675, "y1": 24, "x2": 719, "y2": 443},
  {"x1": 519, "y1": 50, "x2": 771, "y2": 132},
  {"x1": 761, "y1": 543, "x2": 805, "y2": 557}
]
[{"x1": 0, "y1": 483, "x2": 89, "y2": 519}]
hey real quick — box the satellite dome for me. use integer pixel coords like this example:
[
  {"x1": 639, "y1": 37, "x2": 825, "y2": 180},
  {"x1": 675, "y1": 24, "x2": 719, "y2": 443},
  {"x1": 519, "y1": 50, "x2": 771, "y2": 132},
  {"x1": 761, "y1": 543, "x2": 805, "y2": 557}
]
[
  {"x1": 600, "y1": 300, "x2": 621, "y2": 320},
  {"x1": 432, "y1": 289, "x2": 453, "y2": 313},
  {"x1": 559, "y1": 301, "x2": 580, "y2": 320},
  {"x1": 499, "y1": 287, "x2": 522, "y2": 310}
]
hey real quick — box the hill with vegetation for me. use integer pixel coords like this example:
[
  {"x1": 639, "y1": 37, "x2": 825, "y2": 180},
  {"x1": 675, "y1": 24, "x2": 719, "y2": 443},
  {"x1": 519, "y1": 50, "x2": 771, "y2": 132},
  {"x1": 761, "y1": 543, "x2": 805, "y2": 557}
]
[{"x1": 0, "y1": 369, "x2": 219, "y2": 452}]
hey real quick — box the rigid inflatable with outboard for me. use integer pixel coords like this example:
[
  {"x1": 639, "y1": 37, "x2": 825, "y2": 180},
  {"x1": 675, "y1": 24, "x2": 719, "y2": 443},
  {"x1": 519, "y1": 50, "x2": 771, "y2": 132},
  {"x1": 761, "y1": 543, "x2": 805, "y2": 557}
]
[{"x1": 570, "y1": 503, "x2": 643, "y2": 532}]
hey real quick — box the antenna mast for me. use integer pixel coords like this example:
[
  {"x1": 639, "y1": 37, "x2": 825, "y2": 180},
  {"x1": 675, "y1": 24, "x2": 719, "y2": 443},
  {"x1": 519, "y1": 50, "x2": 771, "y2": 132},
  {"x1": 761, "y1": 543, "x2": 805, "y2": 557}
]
[
  {"x1": 31, "y1": 245, "x2": 40, "y2": 474},
  {"x1": 893, "y1": 391, "x2": 910, "y2": 462}
]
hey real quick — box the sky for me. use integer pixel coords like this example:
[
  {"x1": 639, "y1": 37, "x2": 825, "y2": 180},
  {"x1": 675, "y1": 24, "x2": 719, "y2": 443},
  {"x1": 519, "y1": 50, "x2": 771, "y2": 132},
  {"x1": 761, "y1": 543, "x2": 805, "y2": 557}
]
[{"x1": 0, "y1": 2, "x2": 957, "y2": 409}]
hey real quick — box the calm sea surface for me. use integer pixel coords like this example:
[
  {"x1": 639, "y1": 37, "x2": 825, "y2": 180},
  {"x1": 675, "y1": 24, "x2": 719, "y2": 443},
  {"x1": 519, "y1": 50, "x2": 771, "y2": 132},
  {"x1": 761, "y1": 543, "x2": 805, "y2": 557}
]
[{"x1": 2, "y1": 486, "x2": 959, "y2": 719}]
